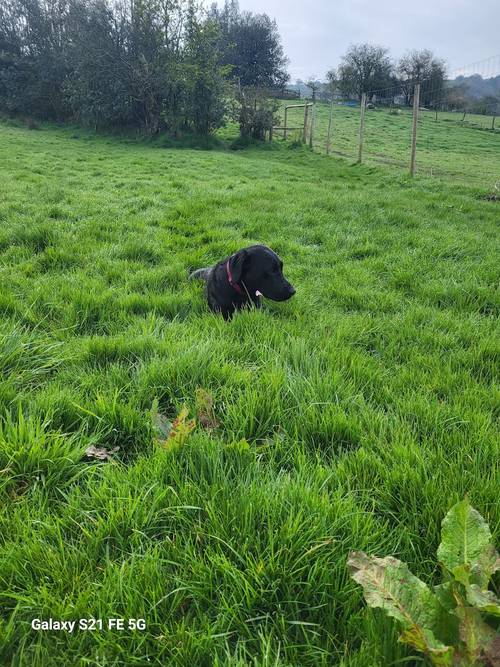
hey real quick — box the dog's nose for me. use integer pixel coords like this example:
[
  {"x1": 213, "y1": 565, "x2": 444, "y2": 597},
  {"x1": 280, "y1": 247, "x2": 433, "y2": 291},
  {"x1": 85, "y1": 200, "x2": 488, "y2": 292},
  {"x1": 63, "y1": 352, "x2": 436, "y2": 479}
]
[{"x1": 289, "y1": 286, "x2": 296, "y2": 296}]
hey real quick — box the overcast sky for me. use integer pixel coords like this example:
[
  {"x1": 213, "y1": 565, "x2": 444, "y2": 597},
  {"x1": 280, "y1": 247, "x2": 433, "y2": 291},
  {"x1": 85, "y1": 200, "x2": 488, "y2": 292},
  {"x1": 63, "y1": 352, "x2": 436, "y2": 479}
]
[{"x1": 227, "y1": 0, "x2": 500, "y2": 81}]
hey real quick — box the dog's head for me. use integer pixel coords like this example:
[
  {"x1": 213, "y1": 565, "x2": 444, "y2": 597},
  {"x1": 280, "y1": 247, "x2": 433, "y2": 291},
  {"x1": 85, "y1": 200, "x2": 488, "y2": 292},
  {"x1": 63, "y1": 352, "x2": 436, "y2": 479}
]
[{"x1": 229, "y1": 245, "x2": 295, "y2": 301}]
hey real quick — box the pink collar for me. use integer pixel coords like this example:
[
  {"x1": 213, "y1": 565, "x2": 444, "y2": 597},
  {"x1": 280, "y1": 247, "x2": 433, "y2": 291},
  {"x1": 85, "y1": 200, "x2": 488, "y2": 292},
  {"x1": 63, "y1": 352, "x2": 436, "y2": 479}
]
[{"x1": 226, "y1": 260, "x2": 244, "y2": 295}]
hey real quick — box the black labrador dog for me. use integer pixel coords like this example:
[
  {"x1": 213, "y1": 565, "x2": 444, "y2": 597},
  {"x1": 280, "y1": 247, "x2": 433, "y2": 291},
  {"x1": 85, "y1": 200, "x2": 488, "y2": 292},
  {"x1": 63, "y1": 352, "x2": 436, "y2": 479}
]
[{"x1": 190, "y1": 245, "x2": 295, "y2": 320}]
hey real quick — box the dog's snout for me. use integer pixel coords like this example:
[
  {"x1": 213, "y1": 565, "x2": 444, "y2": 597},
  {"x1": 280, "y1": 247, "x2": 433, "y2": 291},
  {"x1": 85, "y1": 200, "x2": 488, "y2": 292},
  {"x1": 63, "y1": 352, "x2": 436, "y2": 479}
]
[{"x1": 289, "y1": 285, "x2": 296, "y2": 296}]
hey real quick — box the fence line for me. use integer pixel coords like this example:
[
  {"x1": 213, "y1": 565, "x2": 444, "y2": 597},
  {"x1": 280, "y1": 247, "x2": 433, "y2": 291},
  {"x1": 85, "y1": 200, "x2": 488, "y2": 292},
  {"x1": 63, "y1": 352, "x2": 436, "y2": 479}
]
[
  {"x1": 275, "y1": 94, "x2": 500, "y2": 188},
  {"x1": 273, "y1": 51, "x2": 499, "y2": 186}
]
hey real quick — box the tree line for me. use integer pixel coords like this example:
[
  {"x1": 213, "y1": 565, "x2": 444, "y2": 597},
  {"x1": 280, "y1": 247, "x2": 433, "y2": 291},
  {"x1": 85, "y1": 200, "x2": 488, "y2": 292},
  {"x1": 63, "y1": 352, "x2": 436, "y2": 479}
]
[
  {"x1": 0, "y1": 0, "x2": 288, "y2": 135},
  {"x1": 299, "y1": 45, "x2": 447, "y2": 108},
  {"x1": 299, "y1": 44, "x2": 499, "y2": 115}
]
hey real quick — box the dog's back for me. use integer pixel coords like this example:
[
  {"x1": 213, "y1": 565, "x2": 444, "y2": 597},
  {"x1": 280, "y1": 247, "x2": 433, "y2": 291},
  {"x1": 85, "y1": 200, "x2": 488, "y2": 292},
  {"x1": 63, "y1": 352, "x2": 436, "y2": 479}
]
[{"x1": 189, "y1": 267, "x2": 212, "y2": 282}]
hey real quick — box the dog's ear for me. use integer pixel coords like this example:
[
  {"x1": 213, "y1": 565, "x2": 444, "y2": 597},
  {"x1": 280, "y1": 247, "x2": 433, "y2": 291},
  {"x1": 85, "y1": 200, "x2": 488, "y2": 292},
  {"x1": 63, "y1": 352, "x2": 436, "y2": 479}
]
[{"x1": 230, "y1": 249, "x2": 249, "y2": 283}]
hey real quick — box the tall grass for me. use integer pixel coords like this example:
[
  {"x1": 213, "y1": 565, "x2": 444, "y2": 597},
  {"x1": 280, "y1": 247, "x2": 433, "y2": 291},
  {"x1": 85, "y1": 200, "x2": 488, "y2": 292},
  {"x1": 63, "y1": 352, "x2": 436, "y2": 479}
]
[{"x1": 0, "y1": 119, "x2": 498, "y2": 665}]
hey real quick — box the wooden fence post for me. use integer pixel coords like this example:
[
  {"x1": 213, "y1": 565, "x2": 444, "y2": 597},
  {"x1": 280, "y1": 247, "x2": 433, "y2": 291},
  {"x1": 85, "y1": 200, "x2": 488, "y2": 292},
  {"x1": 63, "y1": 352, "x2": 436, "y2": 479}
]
[
  {"x1": 410, "y1": 82, "x2": 420, "y2": 177},
  {"x1": 303, "y1": 104, "x2": 309, "y2": 143},
  {"x1": 492, "y1": 114, "x2": 496, "y2": 130},
  {"x1": 357, "y1": 93, "x2": 367, "y2": 164},
  {"x1": 309, "y1": 104, "x2": 316, "y2": 149},
  {"x1": 326, "y1": 101, "x2": 333, "y2": 154},
  {"x1": 284, "y1": 106, "x2": 288, "y2": 140}
]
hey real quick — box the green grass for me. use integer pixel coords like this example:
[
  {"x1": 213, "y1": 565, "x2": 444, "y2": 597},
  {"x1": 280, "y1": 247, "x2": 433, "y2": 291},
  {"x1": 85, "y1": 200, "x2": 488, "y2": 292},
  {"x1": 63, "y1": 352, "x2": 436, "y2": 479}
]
[
  {"x1": 279, "y1": 102, "x2": 500, "y2": 186},
  {"x1": 0, "y1": 118, "x2": 499, "y2": 666}
]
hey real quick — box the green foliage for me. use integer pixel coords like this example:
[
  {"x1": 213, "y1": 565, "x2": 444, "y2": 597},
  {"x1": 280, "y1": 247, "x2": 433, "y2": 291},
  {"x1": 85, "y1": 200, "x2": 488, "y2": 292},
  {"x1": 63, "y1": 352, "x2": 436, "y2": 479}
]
[
  {"x1": 0, "y1": 0, "x2": 288, "y2": 135},
  {"x1": 338, "y1": 44, "x2": 393, "y2": 100},
  {"x1": 235, "y1": 86, "x2": 280, "y2": 140},
  {"x1": 437, "y1": 500, "x2": 499, "y2": 589},
  {"x1": 209, "y1": 0, "x2": 289, "y2": 88},
  {"x1": 349, "y1": 500, "x2": 500, "y2": 666},
  {"x1": 397, "y1": 49, "x2": 446, "y2": 107},
  {"x1": 183, "y1": 18, "x2": 230, "y2": 136}
]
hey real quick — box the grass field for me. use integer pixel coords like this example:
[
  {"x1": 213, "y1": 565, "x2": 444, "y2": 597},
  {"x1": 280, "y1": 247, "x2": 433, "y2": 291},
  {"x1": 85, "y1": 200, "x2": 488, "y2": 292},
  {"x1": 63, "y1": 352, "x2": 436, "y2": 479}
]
[
  {"x1": 0, "y1": 117, "x2": 499, "y2": 666},
  {"x1": 279, "y1": 102, "x2": 500, "y2": 186}
]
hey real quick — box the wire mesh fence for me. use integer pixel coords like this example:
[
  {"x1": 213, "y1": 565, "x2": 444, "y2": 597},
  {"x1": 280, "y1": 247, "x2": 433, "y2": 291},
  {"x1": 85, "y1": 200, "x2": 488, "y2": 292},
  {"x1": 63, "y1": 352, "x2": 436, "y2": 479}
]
[
  {"x1": 273, "y1": 55, "x2": 500, "y2": 191},
  {"x1": 276, "y1": 100, "x2": 500, "y2": 188}
]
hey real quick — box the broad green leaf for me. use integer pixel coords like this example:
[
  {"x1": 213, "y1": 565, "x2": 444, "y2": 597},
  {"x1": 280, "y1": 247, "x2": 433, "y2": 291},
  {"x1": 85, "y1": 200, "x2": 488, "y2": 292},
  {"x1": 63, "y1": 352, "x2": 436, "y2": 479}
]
[
  {"x1": 399, "y1": 627, "x2": 454, "y2": 666},
  {"x1": 432, "y1": 583, "x2": 461, "y2": 646},
  {"x1": 455, "y1": 605, "x2": 498, "y2": 665},
  {"x1": 465, "y1": 585, "x2": 500, "y2": 616},
  {"x1": 434, "y1": 582, "x2": 457, "y2": 612},
  {"x1": 348, "y1": 551, "x2": 452, "y2": 660},
  {"x1": 449, "y1": 563, "x2": 472, "y2": 587},
  {"x1": 437, "y1": 499, "x2": 499, "y2": 587},
  {"x1": 434, "y1": 581, "x2": 457, "y2": 611}
]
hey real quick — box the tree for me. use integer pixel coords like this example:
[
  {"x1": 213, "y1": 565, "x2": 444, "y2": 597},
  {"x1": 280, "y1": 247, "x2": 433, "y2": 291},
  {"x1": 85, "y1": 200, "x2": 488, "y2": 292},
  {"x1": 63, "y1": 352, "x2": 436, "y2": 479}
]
[
  {"x1": 211, "y1": 1, "x2": 289, "y2": 89},
  {"x1": 183, "y1": 13, "x2": 229, "y2": 135},
  {"x1": 305, "y1": 77, "x2": 321, "y2": 102},
  {"x1": 470, "y1": 95, "x2": 500, "y2": 115},
  {"x1": 0, "y1": 0, "x2": 289, "y2": 136},
  {"x1": 0, "y1": 0, "x2": 235, "y2": 135},
  {"x1": 338, "y1": 43, "x2": 393, "y2": 101},
  {"x1": 64, "y1": 0, "x2": 134, "y2": 129},
  {"x1": 325, "y1": 68, "x2": 339, "y2": 99},
  {"x1": 234, "y1": 86, "x2": 279, "y2": 140},
  {"x1": 126, "y1": 0, "x2": 187, "y2": 134},
  {"x1": 0, "y1": 0, "x2": 72, "y2": 119},
  {"x1": 445, "y1": 82, "x2": 469, "y2": 111},
  {"x1": 397, "y1": 50, "x2": 446, "y2": 107}
]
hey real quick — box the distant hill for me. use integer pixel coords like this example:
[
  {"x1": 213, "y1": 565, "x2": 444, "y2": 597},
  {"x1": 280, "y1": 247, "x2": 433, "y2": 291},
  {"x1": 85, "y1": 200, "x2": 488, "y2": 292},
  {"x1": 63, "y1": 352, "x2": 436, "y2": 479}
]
[{"x1": 451, "y1": 74, "x2": 500, "y2": 99}]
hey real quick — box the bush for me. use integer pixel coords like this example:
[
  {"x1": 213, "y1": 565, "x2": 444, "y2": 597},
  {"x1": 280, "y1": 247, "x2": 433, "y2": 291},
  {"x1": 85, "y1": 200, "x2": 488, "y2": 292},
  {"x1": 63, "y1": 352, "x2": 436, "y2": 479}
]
[{"x1": 234, "y1": 87, "x2": 279, "y2": 140}]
